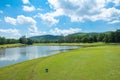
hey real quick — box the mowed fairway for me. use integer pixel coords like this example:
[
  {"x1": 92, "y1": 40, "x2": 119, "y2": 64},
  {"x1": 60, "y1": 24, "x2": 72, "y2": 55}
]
[{"x1": 0, "y1": 45, "x2": 120, "y2": 80}]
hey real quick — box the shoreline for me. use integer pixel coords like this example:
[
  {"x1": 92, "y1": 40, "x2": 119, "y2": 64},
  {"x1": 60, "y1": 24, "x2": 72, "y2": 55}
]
[
  {"x1": 0, "y1": 43, "x2": 26, "y2": 50},
  {"x1": 0, "y1": 42, "x2": 119, "y2": 50}
]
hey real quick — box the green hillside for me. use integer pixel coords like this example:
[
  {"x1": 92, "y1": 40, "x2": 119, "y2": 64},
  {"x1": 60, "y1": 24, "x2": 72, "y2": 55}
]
[{"x1": 30, "y1": 35, "x2": 62, "y2": 41}]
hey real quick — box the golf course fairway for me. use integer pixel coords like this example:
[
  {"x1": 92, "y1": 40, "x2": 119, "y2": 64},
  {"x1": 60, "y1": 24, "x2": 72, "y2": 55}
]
[{"x1": 0, "y1": 45, "x2": 120, "y2": 80}]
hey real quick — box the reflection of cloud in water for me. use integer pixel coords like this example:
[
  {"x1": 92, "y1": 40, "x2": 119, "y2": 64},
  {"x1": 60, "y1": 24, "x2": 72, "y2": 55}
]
[
  {"x1": 36, "y1": 46, "x2": 77, "y2": 57},
  {"x1": 26, "y1": 46, "x2": 39, "y2": 60},
  {"x1": 20, "y1": 47, "x2": 27, "y2": 56},
  {"x1": 0, "y1": 50, "x2": 5, "y2": 58},
  {"x1": 0, "y1": 48, "x2": 20, "y2": 61}
]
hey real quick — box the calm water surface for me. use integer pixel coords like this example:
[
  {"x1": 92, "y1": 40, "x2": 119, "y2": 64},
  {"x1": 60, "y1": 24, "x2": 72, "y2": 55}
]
[{"x1": 0, "y1": 46, "x2": 81, "y2": 68}]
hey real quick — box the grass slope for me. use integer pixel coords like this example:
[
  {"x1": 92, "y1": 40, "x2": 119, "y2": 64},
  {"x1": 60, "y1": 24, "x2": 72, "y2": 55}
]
[
  {"x1": 0, "y1": 45, "x2": 120, "y2": 80},
  {"x1": 0, "y1": 43, "x2": 25, "y2": 49},
  {"x1": 33, "y1": 42, "x2": 106, "y2": 46}
]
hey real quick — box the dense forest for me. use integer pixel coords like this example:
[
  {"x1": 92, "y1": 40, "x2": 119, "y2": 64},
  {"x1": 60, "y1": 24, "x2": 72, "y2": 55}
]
[
  {"x1": 60, "y1": 29, "x2": 120, "y2": 43},
  {"x1": 0, "y1": 29, "x2": 120, "y2": 45},
  {"x1": 31, "y1": 29, "x2": 120, "y2": 43},
  {"x1": 0, "y1": 36, "x2": 33, "y2": 45}
]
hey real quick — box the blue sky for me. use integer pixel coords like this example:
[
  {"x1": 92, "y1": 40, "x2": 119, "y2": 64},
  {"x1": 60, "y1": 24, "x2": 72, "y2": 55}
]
[{"x1": 0, "y1": 0, "x2": 120, "y2": 38}]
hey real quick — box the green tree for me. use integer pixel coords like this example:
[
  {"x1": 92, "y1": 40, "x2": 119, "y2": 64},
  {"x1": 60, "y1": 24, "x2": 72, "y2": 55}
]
[
  {"x1": 0, "y1": 37, "x2": 6, "y2": 45},
  {"x1": 115, "y1": 29, "x2": 120, "y2": 43},
  {"x1": 19, "y1": 36, "x2": 28, "y2": 44},
  {"x1": 27, "y1": 38, "x2": 34, "y2": 45},
  {"x1": 81, "y1": 35, "x2": 89, "y2": 43}
]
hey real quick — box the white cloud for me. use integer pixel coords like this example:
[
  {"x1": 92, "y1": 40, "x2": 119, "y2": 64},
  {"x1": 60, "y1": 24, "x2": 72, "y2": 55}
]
[
  {"x1": 0, "y1": 10, "x2": 3, "y2": 14},
  {"x1": 17, "y1": 15, "x2": 36, "y2": 25},
  {"x1": 4, "y1": 17, "x2": 16, "y2": 25},
  {"x1": 108, "y1": 20, "x2": 120, "y2": 24},
  {"x1": 114, "y1": 0, "x2": 120, "y2": 6},
  {"x1": 107, "y1": 0, "x2": 120, "y2": 6},
  {"x1": 26, "y1": 27, "x2": 81, "y2": 36},
  {"x1": 23, "y1": 5, "x2": 35, "y2": 12},
  {"x1": 35, "y1": 9, "x2": 63, "y2": 26},
  {"x1": 16, "y1": 15, "x2": 38, "y2": 36},
  {"x1": 38, "y1": 0, "x2": 120, "y2": 25},
  {"x1": 4, "y1": 15, "x2": 39, "y2": 36},
  {"x1": 50, "y1": 28, "x2": 81, "y2": 36},
  {"x1": 22, "y1": 0, "x2": 30, "y2": 4},
  {"x1": 43, "y1": 0, "x2": 120, "y2": 24},
  {"x1": 0, "y1": 29, "x2": 21, "y2": 39},
  {"x1": 90, "y1": 8, "x2": 120, "y2": 22},
  {"x1": 48, "y1": 0, "x2": 106, "y2": 22},
  {"x1": 39, "y1": 13, "x2": 59, "y2": 26}
]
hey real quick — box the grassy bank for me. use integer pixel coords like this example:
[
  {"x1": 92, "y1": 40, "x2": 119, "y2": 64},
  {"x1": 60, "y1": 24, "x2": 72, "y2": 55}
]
[
  {"x1": 0, "y1": 44, "x2": 120, "y2": 80},
  {"x1": 33, "y1": 42, "x2": 107, "y2": 46},
  {"x1": 0, "y1": 42, "x2": 103, "y2": 49},
  {"x1": 0, "y1": 43, "x2": 25, "y2": 49},
  {"x1": 0, "y1": 42, "x2": 118, "y2": 49}
]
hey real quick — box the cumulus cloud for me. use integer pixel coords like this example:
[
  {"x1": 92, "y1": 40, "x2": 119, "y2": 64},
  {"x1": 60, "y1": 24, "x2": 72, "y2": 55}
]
[
  {"x1": 47, "y1": 0, "x2": 106, "y2": 22},
  {"x1": 39, "y1": 0, "x2": 120, "y2": 24},
  {"x1": 114, "y1": 0, "x2": 120, "y2": 6},
  {"x1": 4, "y1": 15, "x2": 38, "y2": 36},
  {"x1": 16, "y1": 15, "x2": 36, "y2": 25},
  {"x1": 16, "y1": 15, "x2": 38, "y2": 35},
  {"x1": 22, "y1": 0, "x2": 30, "y2": 4},
  {"x1": 4, "y1": 17, "x2": 16, "y2": 25},
  {"x1": 0, "y1": 29, "x2": 21, "y2": 38},
  {"x1": 22, "y1": 0, "x2": 35, "y2": 12},
  {"x1": 39, "y1": 13, "x2": 59, "y2": 26},
  {"x1": 50, "y1": 28, "x2": 81, "y2": 36},
  {"x1": 108, "y1": 20, "x2": 120, "y2": 24},
  {"x1": 107, "y1": 0, "x2": 120, "y2": 6},
  {"x1": 35, "y1": 9, "x2": 63, "y2": 26},
  {"x1": 23, "y1": 5, "x2": 35, "y2": 12},
  {"x1": 90, "y1": 7, "x2": 120, "y2": 21},
  {"x1": 27, "y1": 27, "x2": 81, "y2": 36}
]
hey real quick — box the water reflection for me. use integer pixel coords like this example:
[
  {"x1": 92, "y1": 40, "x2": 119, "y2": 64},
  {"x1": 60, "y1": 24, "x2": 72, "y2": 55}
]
[
  {"x1": 0, "y1": 50, "x2": 5, "y2": 58},
  {"x1": 26, "y1": 46, "x2": 39, "y2": 59},
  {"x1": 0, "y1": 48, "x2": 21, "y2": 61},
  {"x1": 0, "y1": 46, "x2": 80, "y2": 67}
]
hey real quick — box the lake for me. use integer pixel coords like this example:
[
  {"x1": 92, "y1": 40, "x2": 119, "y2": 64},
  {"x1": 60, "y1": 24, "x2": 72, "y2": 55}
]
[{"x1": 0, "y1": 46, "x2": 81, "y2": 68}]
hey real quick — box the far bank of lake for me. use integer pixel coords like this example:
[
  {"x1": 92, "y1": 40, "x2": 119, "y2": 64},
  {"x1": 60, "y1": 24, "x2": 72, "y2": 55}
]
[{"x1": 0, "y1": 42, "x2": 106, "y2": 50}]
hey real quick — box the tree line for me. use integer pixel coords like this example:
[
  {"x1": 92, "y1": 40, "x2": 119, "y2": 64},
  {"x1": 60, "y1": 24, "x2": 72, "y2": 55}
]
[
  {"x1": 34, "y1": 29, "x2": 120, "y2": 43},
  {"x1": 0, "y1": 36, "x2": 33, "y2": 45},
  {"x1": 0, "y1": 29, "x2": 120, "y2": 45},
  {"x1": 0, "y1": 37, "x2": 18, "y2": 45},
  {"x1": 58, "y1": 29, "x2": 120, "y2": 43}
]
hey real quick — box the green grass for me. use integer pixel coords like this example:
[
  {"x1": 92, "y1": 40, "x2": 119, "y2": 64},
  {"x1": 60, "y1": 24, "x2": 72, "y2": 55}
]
[
  {"x1": 0, "y1": 45, "x2": 120, "y2": 80},
  {"x1": 33, "y1": 42, "x2": 107, "y2": 46},
  {"x1": 0, "y1": 42, "x2": 118, "y2": 49},
  {"x1": 0, "y1": 42, "x2": 105, "y2": 50},
  {"x1": 0, "y1": 43, "x2": 25, "y2": 49}
]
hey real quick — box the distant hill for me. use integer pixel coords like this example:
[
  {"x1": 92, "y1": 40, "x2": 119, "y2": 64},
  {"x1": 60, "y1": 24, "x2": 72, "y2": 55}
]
[
  {"x1": 29, "y1": 35, "x2": 62, "y2": 41},
  {"x1": 67, "y1": 32, "x2": 99, "y2": 36},
  {"x1": 29, "y1": 31, "x2": 116, "y2": 42},
  {"x1": 69, "y1": 31, "x2": 115, "y2": 36}
]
